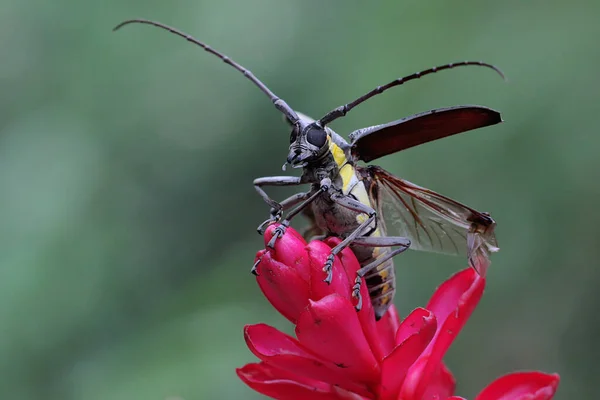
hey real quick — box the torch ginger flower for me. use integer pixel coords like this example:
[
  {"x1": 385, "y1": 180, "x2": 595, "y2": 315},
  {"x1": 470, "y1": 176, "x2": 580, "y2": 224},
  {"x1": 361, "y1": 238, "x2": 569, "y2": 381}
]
[{"x1": 237, "y1": 225, "x2": 560, "y2": 399}]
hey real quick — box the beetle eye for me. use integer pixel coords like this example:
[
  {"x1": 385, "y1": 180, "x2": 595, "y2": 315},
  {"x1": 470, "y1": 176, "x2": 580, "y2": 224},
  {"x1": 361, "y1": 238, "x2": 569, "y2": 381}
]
[
  {"x1": 306, "y1": 127, "x2": 327, "y2": 148},
  {"x1": 290, "y1": 128, "x2": 298, "y2": 144}
]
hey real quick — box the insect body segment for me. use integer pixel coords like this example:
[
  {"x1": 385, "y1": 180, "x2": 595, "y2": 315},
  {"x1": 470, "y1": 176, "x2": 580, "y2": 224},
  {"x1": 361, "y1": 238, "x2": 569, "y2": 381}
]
[
  {"x1": 328, "y1": 138, "x2": 358, "y2": 196},
  {"x1": 115, "y1": 19, "x2": 503, "y2": 320}
]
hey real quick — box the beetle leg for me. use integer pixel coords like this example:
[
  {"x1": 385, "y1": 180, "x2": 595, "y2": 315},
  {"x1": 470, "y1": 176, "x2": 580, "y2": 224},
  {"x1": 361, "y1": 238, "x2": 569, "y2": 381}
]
[
  {"x1": 267, "y1": 178, "x2": 330, "y2": 248},
  {"x1": 257, "y1": 191, "x2": 310, "y2": 234},
  {"x1": 254, "y1": 176, "x2": 304, "y2": 234},
  {"x1": 352, "y1": 236, "x2": 412, "y2": 278},
  {"x1": 322, "y1": 194, "x2": 378, "y2": 284},
  {"x1": 350, "y1": 236, "x2": 411, "y2": 311},
  {"x1": 250, "y1": 258, "x2": 261, "y2": 276}
]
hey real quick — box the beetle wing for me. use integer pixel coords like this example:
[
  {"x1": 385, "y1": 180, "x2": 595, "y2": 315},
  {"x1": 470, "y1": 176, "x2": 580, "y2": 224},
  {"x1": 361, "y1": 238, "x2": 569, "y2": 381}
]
[
  {"x1": 349, "y1": 105, "x2": 502, "y2": 163},
  {"x1": 362, "y1": 165, "x2": 498, "y2": 275}
]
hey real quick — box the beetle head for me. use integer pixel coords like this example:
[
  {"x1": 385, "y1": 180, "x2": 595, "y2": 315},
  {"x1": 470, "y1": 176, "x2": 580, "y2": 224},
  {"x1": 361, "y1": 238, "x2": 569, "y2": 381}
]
[{"x1": 285, "y1": 122, "x2": 329, "y2": 169}]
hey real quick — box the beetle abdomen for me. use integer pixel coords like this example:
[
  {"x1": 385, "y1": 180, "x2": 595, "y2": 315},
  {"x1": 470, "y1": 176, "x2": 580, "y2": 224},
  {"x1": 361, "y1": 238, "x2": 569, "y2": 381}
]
[{"x1": 354, "y1": 245, "x2": 396, "y2": 320}]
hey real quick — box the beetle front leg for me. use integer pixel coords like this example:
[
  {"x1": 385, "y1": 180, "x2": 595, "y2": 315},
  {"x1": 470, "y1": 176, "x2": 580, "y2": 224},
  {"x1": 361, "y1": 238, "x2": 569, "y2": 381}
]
[
  {"x1": 257, "y1": 191, "x2": 310, "y2": 234},
  {"x1": 267, "y1": 178, "x2": 331, "y2": 248},
  {"x1": 253, "y1": 176, "x2": 304, "y2": 234}
]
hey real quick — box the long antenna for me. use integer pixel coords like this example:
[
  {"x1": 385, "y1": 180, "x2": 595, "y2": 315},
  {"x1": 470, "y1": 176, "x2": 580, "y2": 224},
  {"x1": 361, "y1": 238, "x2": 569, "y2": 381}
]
[
  {"x1": 318, "y1": 61, "x2": 505, "y2": 126},
  {"x1": 113, "y1": 18, "x2": 299, "y2": 123}
]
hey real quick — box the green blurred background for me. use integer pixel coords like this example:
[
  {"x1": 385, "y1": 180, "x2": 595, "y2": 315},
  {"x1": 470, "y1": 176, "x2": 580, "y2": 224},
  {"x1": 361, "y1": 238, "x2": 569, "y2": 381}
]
[{"x1": 1, "y1": 0, "x2": 597, "y2": 398}]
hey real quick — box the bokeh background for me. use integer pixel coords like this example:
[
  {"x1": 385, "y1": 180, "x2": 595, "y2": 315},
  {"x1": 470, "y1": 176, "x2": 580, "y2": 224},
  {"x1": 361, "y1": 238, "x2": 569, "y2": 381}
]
[{"x1": 1, "y1": 0, "x2": 598, "y2": 398}]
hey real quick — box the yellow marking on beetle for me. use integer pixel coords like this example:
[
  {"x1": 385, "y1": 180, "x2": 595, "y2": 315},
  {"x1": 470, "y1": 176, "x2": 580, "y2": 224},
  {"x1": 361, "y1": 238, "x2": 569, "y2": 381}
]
[
  {"x1": 339, "y1": 164, "x2": 355, "y2": 193},
  {"x1": 378, "y1": 269, "x2": 389, "y2": 279},
  {"x1": 351, "y1": 179, "x2": 371, "y2": 204},
  {"x1": 356, "y1": 213, "x2": 368, "y2": 224},
  {"x1": 327, "y1": 137, "x2": 347, "y2": 167},
  {"x1": 380, "y1": 283, "x2": 390, "y2": 293},
  {"x1": 327, "y1": 138, "x2": 356, "y2": 193},
  {"x1": 326, "y1": 138, "x2": 382, "y2": 246},
  {"x1": 379, "y1": 296, "x2": 391, "y2": 305},
  {"x1": 371, "y1": 247, "x2": 382, "y2": 259}
]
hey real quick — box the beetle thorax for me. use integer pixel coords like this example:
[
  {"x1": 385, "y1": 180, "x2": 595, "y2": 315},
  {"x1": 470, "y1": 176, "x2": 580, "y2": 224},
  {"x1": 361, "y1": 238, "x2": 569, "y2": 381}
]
[{"x1": 302, "y1": 152, "x2": 343, "y2": 188}]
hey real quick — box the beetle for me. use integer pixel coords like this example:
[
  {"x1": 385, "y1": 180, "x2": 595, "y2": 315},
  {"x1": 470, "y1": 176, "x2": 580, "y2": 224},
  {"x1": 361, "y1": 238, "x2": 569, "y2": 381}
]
[{"x1": 114, "y1": 19, "x2": 502, "y2": 319}]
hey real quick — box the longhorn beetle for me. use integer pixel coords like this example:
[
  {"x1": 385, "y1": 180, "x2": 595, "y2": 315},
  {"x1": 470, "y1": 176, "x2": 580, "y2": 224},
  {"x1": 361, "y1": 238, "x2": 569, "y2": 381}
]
[{"x1": 114, "y1": 19, "x2": 503, "y2": 320}]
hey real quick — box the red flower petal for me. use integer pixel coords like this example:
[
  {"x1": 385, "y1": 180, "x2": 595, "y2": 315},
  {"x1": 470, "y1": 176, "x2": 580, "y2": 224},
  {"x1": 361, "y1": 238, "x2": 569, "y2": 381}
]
[
  {"x1": 307, "y1": 238, "x2": 386, "y2": 362},
  {"x1": 395, "y1": 307, "x2": 436, "y2": 345},
  {"x1": 418, "y1": 361, "x2": 456, "y2": 400},
  {"x1": 255, "y1": 251, "x2": 310, "y2": 324},
  {"x1": 307, "y1": 240, "x2": 354, "y2": 303},
  {"x1": 401, "y1": 269, "x2": 483, "y2": 399},
  {"x1": 379, "y1": 309, "x2": 437, "y2": 400},
  {"x1": 295, "y1": 294, "x2": 380, "y2": 386},
  {"x1": 237, "y1": 362, "x2": 353, "y2": 400},
  {"x1": 424, "y1": 268, "x2": 484, "y2": 362},
  {"x1": 474, "y1": 371, "x2": 560, "y2": 400},
  {"x1": 331, "y1": 239, "x2": 388, "y2": 362},
  {"x1": 376, "y1": 305, "x2": 401, "y2": 356},
  {"x1": 425, "y1": 268, "x2": 484, "y2": 331},
  {"x1": 400, "y1": 358, "x2": 456, "y2": 400},
  {"x1": 264, "y1": 225, "x2": 310, "y2": 282},
  {"x1": 244, "y1": 324, "x2": 373, "y2": 397}
]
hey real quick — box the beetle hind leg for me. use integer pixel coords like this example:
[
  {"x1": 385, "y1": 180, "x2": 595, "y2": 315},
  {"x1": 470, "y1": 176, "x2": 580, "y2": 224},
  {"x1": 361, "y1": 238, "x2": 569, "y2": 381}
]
[{"x1": 350, "y1": 236, "x2": 411, "y2": 313}]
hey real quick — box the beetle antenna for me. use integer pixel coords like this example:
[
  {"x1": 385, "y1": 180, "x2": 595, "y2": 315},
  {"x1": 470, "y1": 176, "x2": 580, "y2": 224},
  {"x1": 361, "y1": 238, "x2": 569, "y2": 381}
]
[
  {"x1": 318, "y1": 61, "x2": 506, "y2": 126},
  {"x1": 113, "y1": 18, "x2": 299, "y2": 124}
]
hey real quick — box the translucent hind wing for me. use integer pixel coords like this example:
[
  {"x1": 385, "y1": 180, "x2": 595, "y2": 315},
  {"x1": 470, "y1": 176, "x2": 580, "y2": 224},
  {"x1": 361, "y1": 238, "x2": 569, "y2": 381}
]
[{"x1": 365, "y1": 165, "x2": 498, "y2": 274}]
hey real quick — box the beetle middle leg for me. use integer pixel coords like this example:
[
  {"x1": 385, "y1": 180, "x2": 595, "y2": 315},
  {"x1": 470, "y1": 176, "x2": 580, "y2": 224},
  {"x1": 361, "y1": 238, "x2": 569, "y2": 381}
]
[
  {"x1": 322, "y1": 193, "x2": 378, "y2": 284},
  {"x1": 324, "y1": 194, "x2": 411, "y2": 311}
]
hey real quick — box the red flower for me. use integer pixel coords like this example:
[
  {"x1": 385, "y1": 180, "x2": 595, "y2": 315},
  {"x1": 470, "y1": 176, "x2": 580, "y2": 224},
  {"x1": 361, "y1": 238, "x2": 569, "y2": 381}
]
[{"x1": 237, "y1": 225, "x2": 560, "y2": 400}]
